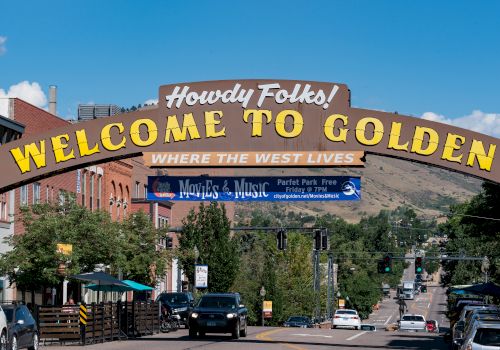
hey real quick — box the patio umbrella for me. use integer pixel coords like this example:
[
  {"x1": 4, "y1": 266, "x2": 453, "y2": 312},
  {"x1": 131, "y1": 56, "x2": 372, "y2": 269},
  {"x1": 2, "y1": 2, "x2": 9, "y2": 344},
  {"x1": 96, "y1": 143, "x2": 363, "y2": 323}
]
[
  {"x1": 84, "y1": 280, "x2": 153, "y2": 292},
  {"x1": 70, "y1": 271, "x2": 128, "y2": 302},
  {"x1": 461, "y1": 282, "x2": 500, "y2": 297}
]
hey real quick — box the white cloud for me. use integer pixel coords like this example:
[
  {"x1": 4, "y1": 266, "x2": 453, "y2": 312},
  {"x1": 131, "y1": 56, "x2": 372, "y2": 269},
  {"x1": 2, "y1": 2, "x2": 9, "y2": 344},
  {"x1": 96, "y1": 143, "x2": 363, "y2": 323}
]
[
  {"x1": 0, "y1": 36, "x2": 6, "y2": 55},
  {"x1": 421, "y1": 110, "x2": 500, "y2": 138},
  {"x1": 0, "y1": 81, "x2": 48, "y2": 117},
  {"x1": 144, "y1": 98, "x2": 158, "y2": 106}
]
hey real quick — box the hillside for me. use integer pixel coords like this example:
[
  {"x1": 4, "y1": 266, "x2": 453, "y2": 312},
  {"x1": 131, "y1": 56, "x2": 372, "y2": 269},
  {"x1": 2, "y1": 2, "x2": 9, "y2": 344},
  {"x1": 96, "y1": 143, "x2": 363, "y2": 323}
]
[{"x1": 233, "y1": 154, "x2": 482, "y2": 223}]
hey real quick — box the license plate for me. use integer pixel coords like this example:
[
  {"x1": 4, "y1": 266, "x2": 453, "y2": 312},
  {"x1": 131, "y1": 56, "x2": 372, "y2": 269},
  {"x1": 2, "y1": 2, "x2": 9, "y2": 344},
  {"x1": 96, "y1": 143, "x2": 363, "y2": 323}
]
[
  {"x1": 207, "y1": 321, "x2": 216, "y2": 327},
  {"x1": 343, "y1": 317, "x2": 349, "y2": 321}
]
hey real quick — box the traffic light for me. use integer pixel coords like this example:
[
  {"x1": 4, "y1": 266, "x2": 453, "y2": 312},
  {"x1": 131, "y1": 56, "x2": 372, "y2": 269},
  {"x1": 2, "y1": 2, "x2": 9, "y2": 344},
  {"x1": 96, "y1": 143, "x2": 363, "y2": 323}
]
[
  {"x1": 166, "y1": 236, "x2": 173, "y2": 249},
  {"x1": 314, "y1": 229, "x2": 321, "y2": 251},
  {"x1": 381, "y1": 254, "x2": 392, "y2": 273},
  {"x1": 321, "y1": 229, "x2": 329, "y2": 250},
  {"x1": 415, "y1": 257, "x2": 423, "y2": 273},
  {"x1": 277, "y1": 229, "x2": 287, "y2": 250}
]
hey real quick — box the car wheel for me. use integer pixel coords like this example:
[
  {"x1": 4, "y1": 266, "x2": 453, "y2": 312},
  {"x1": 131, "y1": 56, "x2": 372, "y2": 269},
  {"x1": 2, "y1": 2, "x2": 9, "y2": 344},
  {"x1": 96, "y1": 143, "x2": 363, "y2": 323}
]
[
  {"x1": 232, "y1": 321, "x2": 240, "y2": 339},
  {"x1": 188, "y1": 328, "x2": 197, "y2": 338},
  {"x1": 10, "y1": 335, "x2": 17, "y2": 350},
  {"x1": 0, "y1": 331, "x2": 6, "y2": 350},
  {"x1": 199, "y1": 331, "x2": 205, "y2": 337},
  {"x1": 28, "y1": 333, "x2": 39, "y2": 350},
  {"x1": 332, "y1": 325, "x2": 336, "y2": 329},
  {"x1": 239, "y1": 321, "x2": 247, "y2": 337}
]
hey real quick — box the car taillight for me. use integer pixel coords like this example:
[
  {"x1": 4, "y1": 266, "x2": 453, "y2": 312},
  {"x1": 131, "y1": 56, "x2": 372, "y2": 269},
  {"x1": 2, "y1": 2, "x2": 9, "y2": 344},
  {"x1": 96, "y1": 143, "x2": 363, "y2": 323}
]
[
  {"x1": 334, "y1": 316, "x2": 340, "y2": 318},
  {"x1": 465, "y1": 345, "x2": 472, "y2": 350},
  {"x1": 352, "y1": 317, "x2": 359, "y2": 320}
]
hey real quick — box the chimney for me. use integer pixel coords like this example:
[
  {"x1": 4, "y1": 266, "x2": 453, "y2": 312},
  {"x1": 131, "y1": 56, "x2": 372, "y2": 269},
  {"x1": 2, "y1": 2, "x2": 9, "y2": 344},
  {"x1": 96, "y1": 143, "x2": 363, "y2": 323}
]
[{"x1": 49, "y1": 85, "x2": 57, "y2": 115}]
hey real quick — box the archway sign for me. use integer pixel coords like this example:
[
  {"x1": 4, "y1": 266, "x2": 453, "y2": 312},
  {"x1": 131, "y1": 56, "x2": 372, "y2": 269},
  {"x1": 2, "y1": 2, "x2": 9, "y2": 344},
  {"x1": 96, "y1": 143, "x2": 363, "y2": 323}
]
[{"x1": 0, "y1": 79, "x2": 498, "y2": 192}]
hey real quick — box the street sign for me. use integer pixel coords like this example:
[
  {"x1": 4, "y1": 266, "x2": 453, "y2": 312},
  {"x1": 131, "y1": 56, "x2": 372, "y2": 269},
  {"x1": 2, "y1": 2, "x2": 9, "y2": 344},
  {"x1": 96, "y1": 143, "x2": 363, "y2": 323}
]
[
  {"x1": 338, "y1": 298, "x2": 345, "y2": 309},
  {"x1": 148, "y1": 176, "x2": 361, "y2": 201},
  {"x1": 263, "y1": 300, "x2": 272, "y2": 318},
  {"x1": 56, "y1": 243, "x2": 73, "y2": 255},
  {"x1": 195, "y1": 265, "x2": 208, "y2": 289}
]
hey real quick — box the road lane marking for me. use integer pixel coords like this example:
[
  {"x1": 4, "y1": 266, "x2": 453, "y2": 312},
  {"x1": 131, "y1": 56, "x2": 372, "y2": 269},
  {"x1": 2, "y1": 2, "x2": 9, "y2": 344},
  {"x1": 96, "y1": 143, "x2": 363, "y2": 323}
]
[
  {"x1": 346, "y1": 331, "x2": 367, "y2": 341},
  {"x1": 255, "y1": 328, "x2": 309, "y2": 350},
  {"x1": 384, "y1": 315, "x2": 392, "y2": 325},
  {"x1": 292, "y1": 333, "x2": 333, "y2": 338}
]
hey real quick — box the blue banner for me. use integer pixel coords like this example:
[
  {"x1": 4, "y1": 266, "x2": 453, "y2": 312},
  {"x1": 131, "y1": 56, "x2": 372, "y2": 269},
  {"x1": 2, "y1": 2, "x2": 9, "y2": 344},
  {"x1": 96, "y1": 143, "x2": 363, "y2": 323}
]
[{"x1": 147, "y1": 176, "x2": 360, "y2": 201}]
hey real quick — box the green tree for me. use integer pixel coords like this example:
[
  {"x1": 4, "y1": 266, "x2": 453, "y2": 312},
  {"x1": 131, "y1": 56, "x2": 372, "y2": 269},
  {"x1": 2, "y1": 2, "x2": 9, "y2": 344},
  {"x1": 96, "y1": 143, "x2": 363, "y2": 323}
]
[
  {"x1": 178, "y1": 202, "x2": 239, "y2": 292},
  {"x1": 118, "y1": 210, "x2": 169, "y2": 285},
  {"x1": 0, "y1": 196, "x2": 121, "y2": 298}
]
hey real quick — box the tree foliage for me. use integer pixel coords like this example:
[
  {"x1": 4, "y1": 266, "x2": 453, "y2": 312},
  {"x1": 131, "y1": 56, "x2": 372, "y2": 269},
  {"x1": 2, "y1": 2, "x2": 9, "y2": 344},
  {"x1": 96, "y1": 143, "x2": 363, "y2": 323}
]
[
  {"x1": 178, "y1": 202, "x2": 239, "y2": 292},
  {"x1": 442, "y1": 182, "x2": 500, "y2": 285},
  {"x1": 0, "y1": 197, "x2": 168, "y2": 291}
]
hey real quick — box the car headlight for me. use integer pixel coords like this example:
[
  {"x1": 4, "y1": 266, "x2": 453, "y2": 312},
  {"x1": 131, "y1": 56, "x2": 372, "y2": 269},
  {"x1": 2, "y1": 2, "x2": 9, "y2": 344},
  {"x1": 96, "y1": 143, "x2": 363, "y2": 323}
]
[
  {"x1": 191, "y1": 312, "x2": 198, "y2": 319},
  {"x1": 226, "y1": 313, "x2": 237, "y2": 319}
]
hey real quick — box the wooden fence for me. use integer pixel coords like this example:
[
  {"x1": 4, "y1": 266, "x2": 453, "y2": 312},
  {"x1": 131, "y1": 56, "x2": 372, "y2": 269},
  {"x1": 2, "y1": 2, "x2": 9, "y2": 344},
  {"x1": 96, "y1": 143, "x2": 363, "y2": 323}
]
[{"x1": 37, "y1": 301, "x2": 160, "y2": 345}]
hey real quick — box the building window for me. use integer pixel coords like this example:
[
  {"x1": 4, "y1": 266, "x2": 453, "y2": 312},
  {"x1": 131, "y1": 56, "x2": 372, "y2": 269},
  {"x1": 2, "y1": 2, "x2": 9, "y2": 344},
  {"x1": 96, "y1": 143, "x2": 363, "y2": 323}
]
[
  {"x1": 32, "y1": 182, "x2": 41, "y2": 204},
  {"x1": 59, "y1": 190, "x2": 66, "y2": 205},
  {"x1": 158, "y1": 216, "x2": 169, "y2": 228},
  {"x1": 82, "y1": 171, "x2": 87, "y2": 206},
  {"x1": 135, "y1": 182, "x2": 140, "y2": 198},
  {"x1": 89, "y1": 174, "x2": 94, "y2": 211},
  {"x1": 97, "y1": 175, "x2": 102, "y2": 209},
  {"x1": 20, "y1": 185, "x2": 28, "y2": 206},
  {"x1": 0, "y1": 193, "x2": 7, "y2": 221}
]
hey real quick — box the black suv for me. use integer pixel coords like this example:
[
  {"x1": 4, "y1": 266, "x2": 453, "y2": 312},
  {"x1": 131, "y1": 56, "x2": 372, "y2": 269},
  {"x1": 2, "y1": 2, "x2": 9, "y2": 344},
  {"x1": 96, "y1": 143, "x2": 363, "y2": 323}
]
[
  {"x1": 156, "y1": 292, "x2": 195, "y2": 327},
  {"x1": 188, "y1": 293, "x2": 247, "y2": 339}
]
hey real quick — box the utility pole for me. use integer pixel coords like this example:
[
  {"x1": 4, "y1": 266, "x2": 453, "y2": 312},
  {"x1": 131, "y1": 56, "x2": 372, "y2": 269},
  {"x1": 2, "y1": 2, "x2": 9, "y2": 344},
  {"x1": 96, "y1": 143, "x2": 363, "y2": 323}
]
[
  {"x1": 326, "y1": 252, "x2": 334, "y2": 319},
  {"x1": 313, "y1": 249, "x2": 321, "y2": 323}
]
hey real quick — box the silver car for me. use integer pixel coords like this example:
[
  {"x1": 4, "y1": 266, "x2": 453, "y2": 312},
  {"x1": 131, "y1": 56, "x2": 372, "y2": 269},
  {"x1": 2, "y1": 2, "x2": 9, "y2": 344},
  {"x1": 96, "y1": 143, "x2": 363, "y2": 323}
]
[{"x1": 459, "y1": 320, "x2": 500, "y2": 350}]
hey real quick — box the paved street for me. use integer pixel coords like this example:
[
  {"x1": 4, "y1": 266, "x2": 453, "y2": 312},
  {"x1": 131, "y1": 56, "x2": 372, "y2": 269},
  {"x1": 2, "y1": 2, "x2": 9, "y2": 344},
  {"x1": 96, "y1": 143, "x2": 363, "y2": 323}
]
[{"x1": 54, "y1": 256, "x2": 450, "y2": 350}]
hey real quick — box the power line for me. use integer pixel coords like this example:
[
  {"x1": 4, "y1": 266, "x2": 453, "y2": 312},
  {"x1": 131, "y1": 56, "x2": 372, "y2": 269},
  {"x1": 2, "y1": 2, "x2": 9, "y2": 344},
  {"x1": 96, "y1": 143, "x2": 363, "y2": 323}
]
[{"x1": 445, "y1": 213, "x2": 500, "y2": 222}]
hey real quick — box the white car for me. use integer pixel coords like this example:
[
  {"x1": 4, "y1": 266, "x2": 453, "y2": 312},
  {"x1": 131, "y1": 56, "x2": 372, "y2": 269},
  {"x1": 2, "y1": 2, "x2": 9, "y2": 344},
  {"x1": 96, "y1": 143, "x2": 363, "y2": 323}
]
[
  {"x1": 332, "y1": 309, "x2": 361, "y2": 330},
  {"x1": 0, "y1": 305, "x2": 8, "y2": 350}
]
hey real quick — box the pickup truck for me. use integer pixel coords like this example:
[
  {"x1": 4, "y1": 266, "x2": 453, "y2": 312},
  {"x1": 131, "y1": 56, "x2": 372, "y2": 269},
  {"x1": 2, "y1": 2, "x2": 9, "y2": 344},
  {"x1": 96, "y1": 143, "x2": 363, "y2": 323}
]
[{"x1": 399, "y1": 314, "x2": 426, "y2": 332}]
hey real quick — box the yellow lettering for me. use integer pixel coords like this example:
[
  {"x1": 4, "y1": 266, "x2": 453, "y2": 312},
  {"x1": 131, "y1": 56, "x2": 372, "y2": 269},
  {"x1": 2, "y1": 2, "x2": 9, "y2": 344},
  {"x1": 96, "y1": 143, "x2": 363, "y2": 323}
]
[
  {"x1": 388, "y1": 122, "x2": 409, "y2": 151},
  {"x1": 242, "y1": 109, "x2": 272, "y2": 137},
  {"x1": 467, "y1": 139, "x2": 496, "y2": 171},
  {"x1": 101, "y1": 123, "x2": 126, "y2": 151},
  {"x1": 411, "y1": 126, "x2": 439, "y2": 155},
  {"x1": 164, "y1": 113, "x2": 201, "y2": 143},
  {"x1": 441, "y1": 133, "x2": 465, "y2": 163},
  {"x1": 130, "y1": 119, "x2": 158, "y2": 147},
  {"x1": 204, "y1": 111, "x2": 226, "y2": 138},
  {"x1": 9, "y1": 141, "x2": 47, "y2": 173},
  {"x1": 356, "y1": 117, "x2": 384, "y2": 146},
  {"x1": 51, "y1": 134, "x2": 75, "y2": 163},
  {"x1": 324, "y1": 114, "x2": 348, "y2": 142},
  {"x1": 76, "y1": 129, "x2": 100, "y2": 157},
  {"x1": 275, "y1": 110, "x2": 303, "y2": 138}
]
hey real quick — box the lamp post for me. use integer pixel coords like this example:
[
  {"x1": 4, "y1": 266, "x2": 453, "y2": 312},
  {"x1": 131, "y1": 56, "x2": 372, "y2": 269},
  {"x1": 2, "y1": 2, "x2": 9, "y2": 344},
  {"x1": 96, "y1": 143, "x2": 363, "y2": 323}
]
[
  {"x1": 336, "y1": 291, "x2": 341, "y2": 308},
  {"x1": 193, "y1": 246, "x2": 200, "y2": 293},
  {"x1": 260, "y1": 286, "x2": 266, "y2": 327}
]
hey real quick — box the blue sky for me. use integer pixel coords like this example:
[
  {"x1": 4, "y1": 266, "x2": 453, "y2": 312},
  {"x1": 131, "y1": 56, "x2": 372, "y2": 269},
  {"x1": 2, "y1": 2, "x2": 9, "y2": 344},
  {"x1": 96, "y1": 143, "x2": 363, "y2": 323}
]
[{"x1": 1, "y1": 0, "x2": 499, "y2": 136}]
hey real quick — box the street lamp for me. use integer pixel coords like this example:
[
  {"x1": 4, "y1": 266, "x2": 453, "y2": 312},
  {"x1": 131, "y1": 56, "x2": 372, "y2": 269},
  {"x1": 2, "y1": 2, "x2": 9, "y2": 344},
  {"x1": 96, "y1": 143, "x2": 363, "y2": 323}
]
[{"x1": 260, "y1": 286, "x2": 266, "y2": 327}]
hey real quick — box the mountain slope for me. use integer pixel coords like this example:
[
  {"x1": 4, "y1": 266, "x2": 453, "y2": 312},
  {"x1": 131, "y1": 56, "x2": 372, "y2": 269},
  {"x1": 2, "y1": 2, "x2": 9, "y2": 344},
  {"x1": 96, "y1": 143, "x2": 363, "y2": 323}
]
[{"x1": 234, "y1": 154, "x2": 482, "y2": 223}]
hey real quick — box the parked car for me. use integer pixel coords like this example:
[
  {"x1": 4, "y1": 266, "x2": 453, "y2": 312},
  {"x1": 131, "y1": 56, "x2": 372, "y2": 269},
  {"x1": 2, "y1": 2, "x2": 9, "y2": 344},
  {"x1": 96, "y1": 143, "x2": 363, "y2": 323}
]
[
  {"x1": 398, "y1": 314, "x2": 426, "y2": 332},
  {"x1": 426, "y1": 320, "x2": 439, "y2": 333},
  {"x1": 332, "y1": 309, "x2": 361, "y2": 330},
  {"x1": 1, "y1": 304, "x2": 38, "y2": 350},
  {"x1": 156, "y1": 292, "x2": 194, "y2": 327},
  {"x1": 0, "y1": 305, "x2": 8, "y2": 350},
  {"x1": 457, "y1": 320, "x2": 500, "y2": 350},
  {"x1": 188, "y1": 293, "x2": 247, "y2": 339},
  {"x1": 283, "y1": 316, "x2": 313, "y2": 328}
]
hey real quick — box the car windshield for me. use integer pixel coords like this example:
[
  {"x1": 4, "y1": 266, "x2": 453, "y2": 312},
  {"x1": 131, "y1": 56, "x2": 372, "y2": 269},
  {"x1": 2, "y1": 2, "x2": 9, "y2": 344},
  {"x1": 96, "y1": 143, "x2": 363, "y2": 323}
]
[
  {"x1": 3, "y1": 308, "x2": 13, "y2": 323},
  {"x1": 198, "y1": 296, "x2": 237, "y2": 309},
  {"x1": 402, "y1": 316, "x2": 424, "y2": 322},
  {"x1": 288, "y1": 317, "x2": 309, "y2": 322},
  {"x1": 159, "y1": 293, "x2": 189, "y2": 304},
  {"x1": 473, "y1": 328, "x2": 500, "y2": 346},
  {"x1": 336, "y1": 310, "x2": 357, "y2": 315}
]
